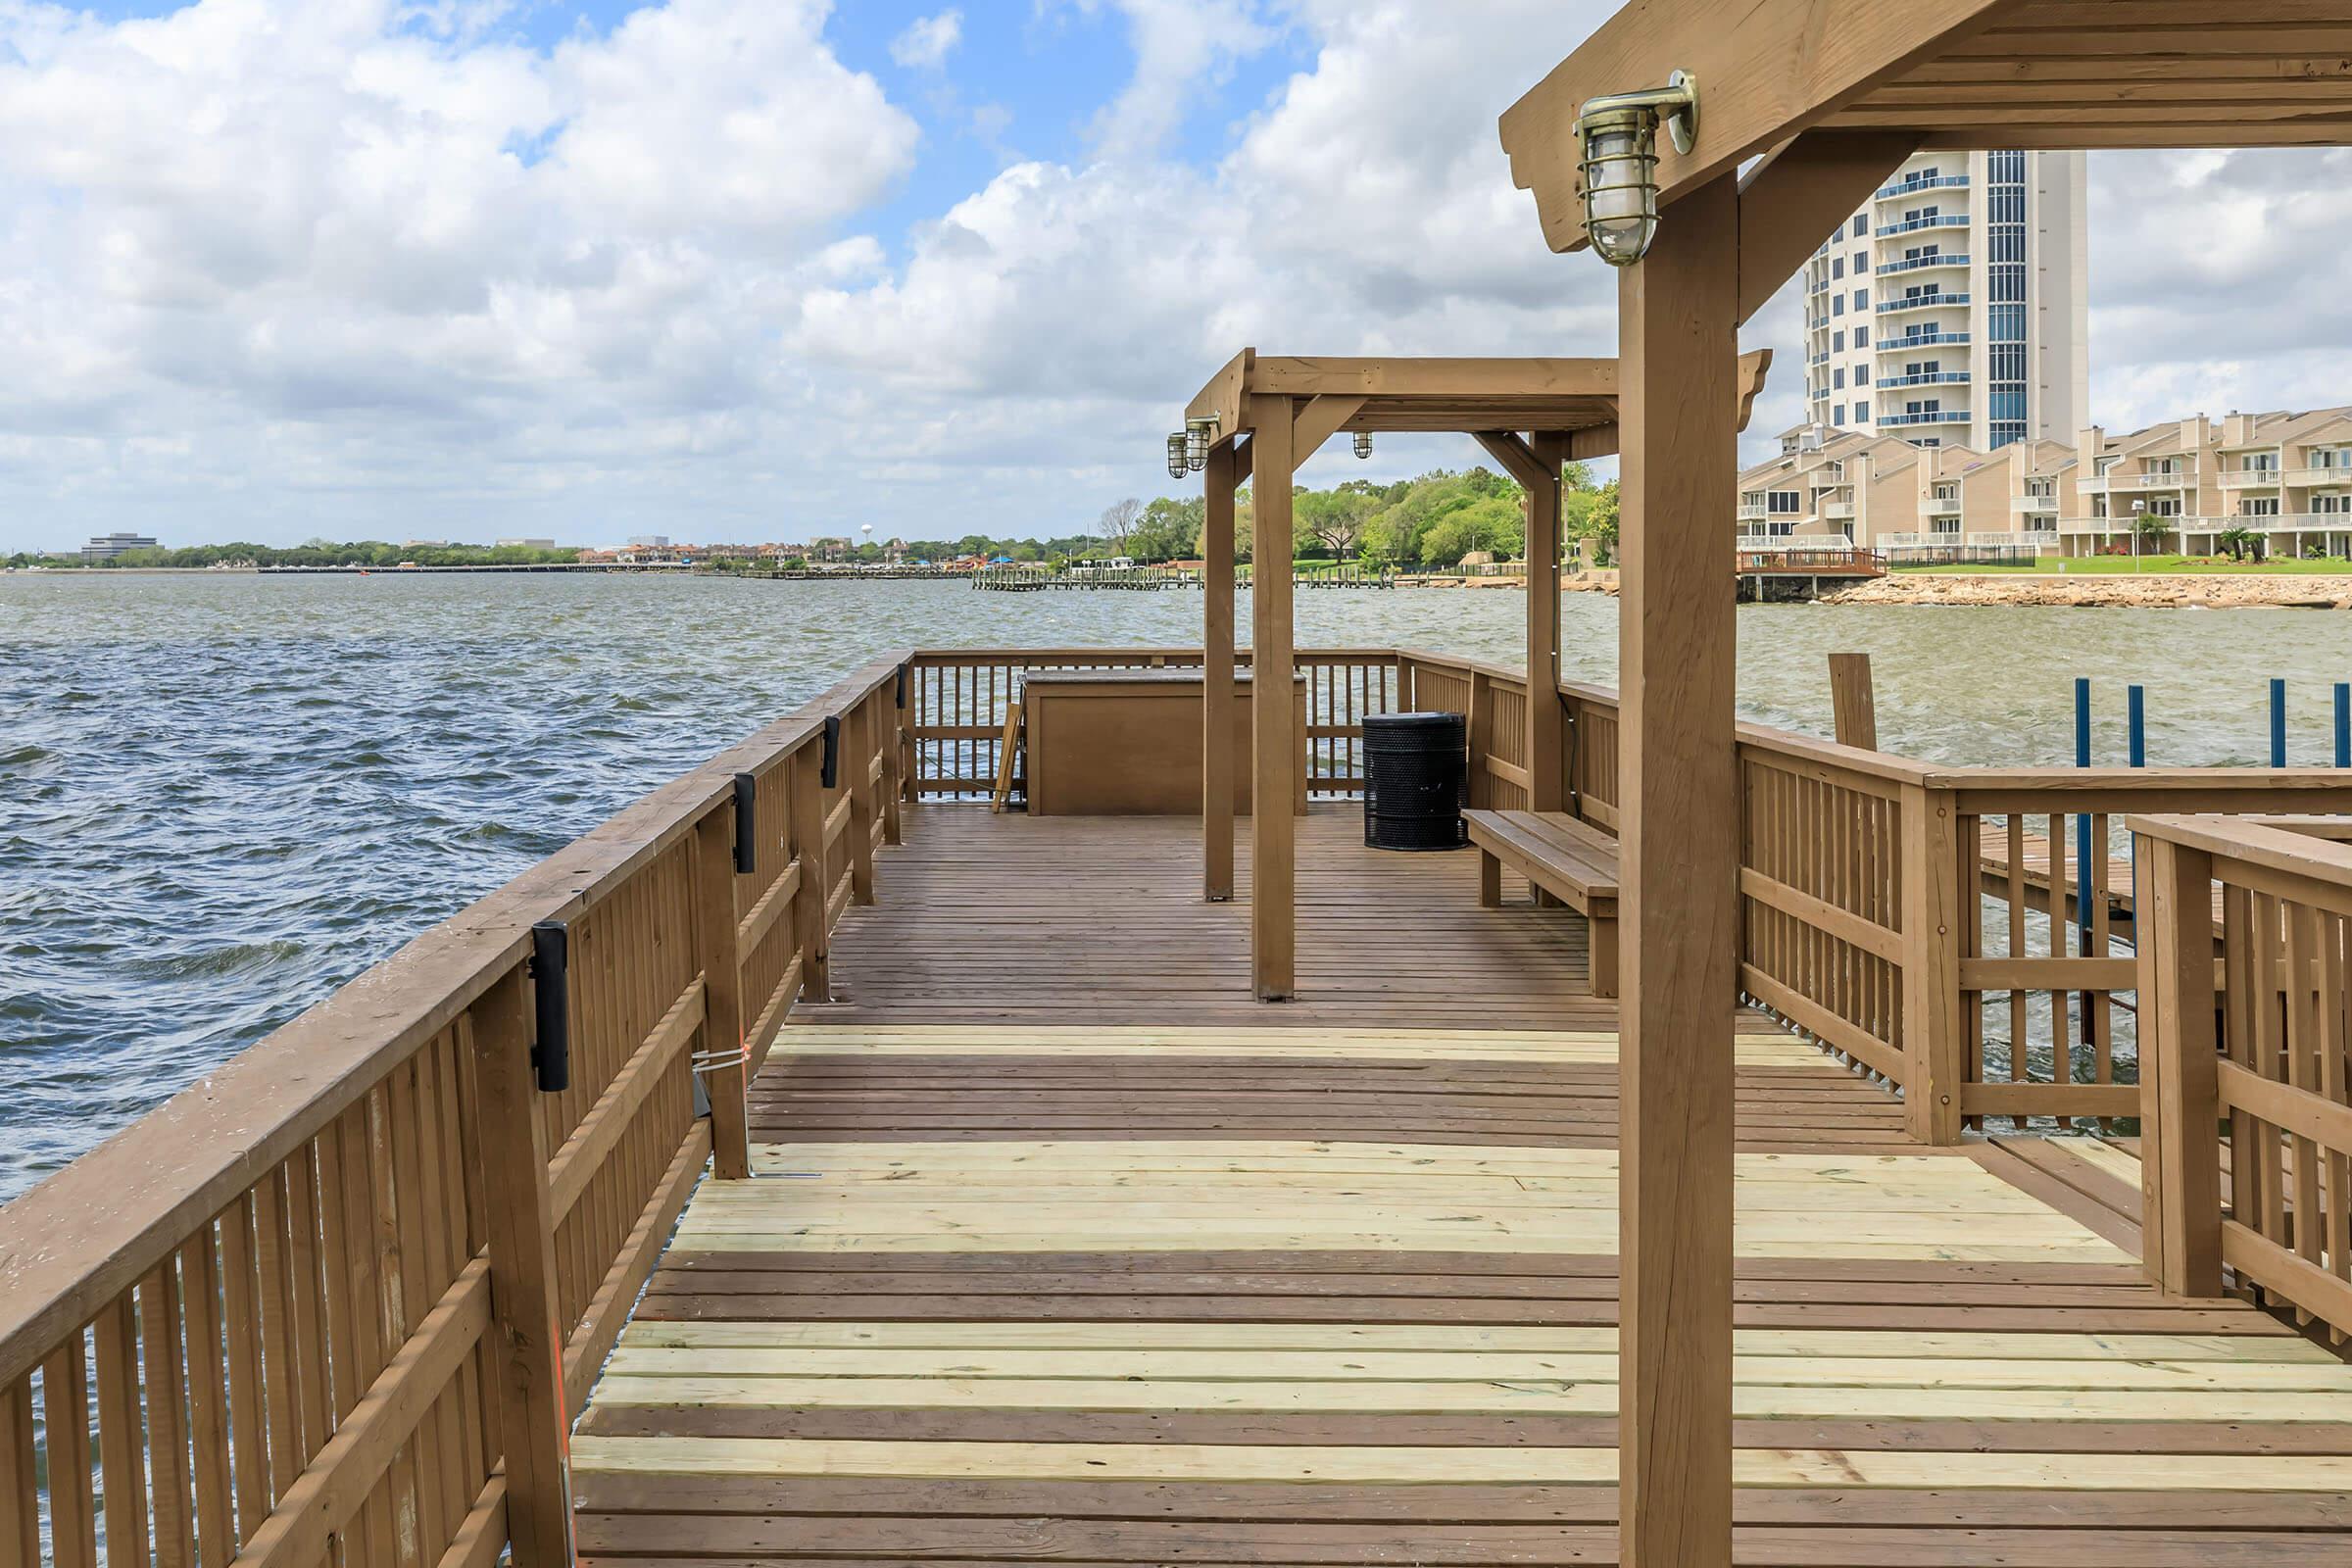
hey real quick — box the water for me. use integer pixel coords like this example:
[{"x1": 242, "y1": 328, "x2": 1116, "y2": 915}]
[{"x1": 3, "y1": 571, "x2": 2348, "y2": 1200}]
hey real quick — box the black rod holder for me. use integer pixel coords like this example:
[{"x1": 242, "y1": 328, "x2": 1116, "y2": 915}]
[
  {"x1": 732, "y1": 772, "x2": 758, "y2": 875},
  {"x1": 895, "y1": 662, "x2": 909, "y2": 710},
  {"x1": 530, "y1": 921, "x2": 570, "y2": 1094},
  {"x1": 820, "y1": 715, "x2": 842, "y2": 790}
]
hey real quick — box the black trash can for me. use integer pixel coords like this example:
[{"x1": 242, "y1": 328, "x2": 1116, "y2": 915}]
[{"x1": 1362, "y1": 711, "x2": 1469, "y2": 850}]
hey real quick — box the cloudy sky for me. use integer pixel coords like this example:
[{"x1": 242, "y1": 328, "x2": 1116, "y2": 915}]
[{"x1": 0, "y1": 1, "x2": 2346, "y2": 552}]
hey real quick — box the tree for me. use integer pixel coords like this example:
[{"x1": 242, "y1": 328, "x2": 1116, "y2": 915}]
[
  {"x1": 2131, "y1": 510, "x2": 2170, "y2": 566},
  {"x1": 1131, "y1": 496, "x2": 1204, "y2": 562},
  {"x1": 1096, "y1": 498, "x2": 1144, "y2": 555},
  {"x1": 1295, "y1": 482, "x2": 1381, "y2": 561}
]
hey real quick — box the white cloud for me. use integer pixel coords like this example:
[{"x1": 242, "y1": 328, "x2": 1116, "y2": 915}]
[
  {"x1": 889, "y1": 8, "x2": 962, "y2": 71},
  {"x1": 0, "y1": 0, "x2": 2344, "y2": 550}
]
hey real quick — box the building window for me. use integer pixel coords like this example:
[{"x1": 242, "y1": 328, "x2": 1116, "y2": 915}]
[
  {"x1": 1853, "y1": 325, "x2": 1869, "y2": 347},
  {"x1": 1832, "y1": 329, "x2": 1844, "y2": 352},
  {"x1": 1853, "y1": 288, "x2": 1869, "y2": 310},
  {"x1": 1932, "y1": 518, "x2": 1961, "y2": 536},
  {"x1": 1833, "y1": 407, "x2": 1847, "y2": 426},
  {"x1": 2242, "y1": 498, "x2": 2281, "y2": 516},
  {"x1": 2242, "y1": 454, "x2": 2278, "y2": 473},
  {"x1": 1767, "y1": 490, "x2": 1802, "y2": 514},
  {"x1": 1855, "y1": 366, "x2": 1870, "y2": 385},
  {"x1": 1833, "y1": 295, "x2": 1844, "y2": 317},
  {"x1": 1832, "y1": 257, "x2": 1844, "y2": 280},
  {"x1": 1851, "y1": 252, "x2": 1867, "y2": 273},
  {"x1": 1984, "y1": 149, "x2": 2028, "y2": 450},
  {"x1": 1834, "y1": 368, "x2": 1845, "y2": 390},
  {"x1": 1852, "y1": 215, "x2": 1867, "y2": 238},
  {"x1": 1854, "y1": 401, "x2": 1870, "y2": 420}
]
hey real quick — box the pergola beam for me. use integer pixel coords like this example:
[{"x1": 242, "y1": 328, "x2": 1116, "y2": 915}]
[
  {"x1": 1202, "y1": 439, "x2": 1244, "y2": 904},
  {"x1": 1497, "y1": 0, "x2": 2017, "y2": 253},
  {"x1": 1249, "y1": 395, "x2": 1298, "y2": 1002}
]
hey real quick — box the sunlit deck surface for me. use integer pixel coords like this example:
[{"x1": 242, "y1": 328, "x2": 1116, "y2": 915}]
[{"x1": 571, "y1": 807, "x2": 2352, "y2": 1565}]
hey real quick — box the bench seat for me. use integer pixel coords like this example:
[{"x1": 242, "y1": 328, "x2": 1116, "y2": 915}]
[{"x1": 1462, "y1": 808, "x2": 1620, "y2": 998}]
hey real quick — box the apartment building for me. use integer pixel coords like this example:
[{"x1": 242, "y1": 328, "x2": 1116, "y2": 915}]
[
  {"x1": 1800, "y1": 150, "x2": 2088, "y2": 453},
  {"x1": 1738, "y1": 424, "x2": 2078, "y2": 553},
  {"x1": 1740, "y1": 406, "x2": 2352, "y2": 560},
  {"x1": 2070, "y1": 406, "x2": 2352, "y2": 559}
]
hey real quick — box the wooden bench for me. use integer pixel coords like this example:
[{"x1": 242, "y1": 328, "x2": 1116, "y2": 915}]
[{"x1": 1463, "y1": 809, "x2": 1620, "y2": 998}]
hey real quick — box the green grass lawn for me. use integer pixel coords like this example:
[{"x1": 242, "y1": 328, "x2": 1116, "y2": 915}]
[{"x1": 1896, "y1": 554, "x2": 2352, "y2": 576}]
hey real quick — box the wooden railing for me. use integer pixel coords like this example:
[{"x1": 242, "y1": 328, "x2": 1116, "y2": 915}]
[
  {"x1": 2136, "y1": 813, "x2": 2352, "y2": 1342},
  {"x1": 906, "y1": 648, "x2": 1400, "y2": 801},
  {"x1": 0, "y1": 658, "x2": 906, "y2": 1568},
  {"x1": 1396, "y1": 648, "x2": 2352, "y2": 1144}
]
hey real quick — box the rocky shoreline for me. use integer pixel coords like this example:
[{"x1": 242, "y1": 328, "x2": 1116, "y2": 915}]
[{"x1": 1824, "y1": 573, "x2": 2352, "y2": 610}]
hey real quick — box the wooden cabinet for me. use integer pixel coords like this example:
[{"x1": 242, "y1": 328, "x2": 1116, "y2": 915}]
[{"x1": 1021, "y1": 670, "x2": 1307, "y2": 816}]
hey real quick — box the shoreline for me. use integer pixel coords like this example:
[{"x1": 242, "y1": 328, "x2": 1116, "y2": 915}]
[{"x1": 1825, "y1": 572, "x2": 2352, "y2": 610}]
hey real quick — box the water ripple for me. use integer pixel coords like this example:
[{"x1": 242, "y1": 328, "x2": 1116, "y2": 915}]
[{"x1": 1, "y1": 572, "x2": 2343, "y2": 1200}]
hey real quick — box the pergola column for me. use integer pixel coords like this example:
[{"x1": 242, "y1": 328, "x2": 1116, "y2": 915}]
[
  {"x1": 1202, "y1": 440, "x2": 1241, "y2": 902},
  {"x1": 1526, "y1": 432, "x2": 1567, "y2": 809},
  {"x1": 1616, "y1": 170, "x2": 1740, "y2": 1568},
  {"x1": 1250, "y1": 393, "x2": 1298, "y2": 1001}
]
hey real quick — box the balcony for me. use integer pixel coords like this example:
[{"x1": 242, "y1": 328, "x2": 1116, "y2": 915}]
[
  {"x1": 1876, "y1": 215, "x2": 1970, "y2": 237},
  {"x1": 2220, "y1": 468, "x2": 2281, "y2": 488},
  {"x1": 2012, "y1": 494, "x2": 2059, "y2": 514},
  {"x1": 1737, "y1": 503, "x2": 1768, "y2": 520},
  {"x1": 2281, "y1": 466, "x2": 2351, "y2": 486},
  {"x1": 1879, "y1": 252, "x2": 1970, "y2": 276},
  {"x1": 1875, "y1": 172, "x2": 1969, "y2": 200},
  {"x1": 1879, "y1": 410, "x2": 1971, "y2": 427},
  {"x1": 1824, "y1": 501, "x2": 1856, "y2": 519},
  {"x1": 1878, "y1": 291, "x2": 1969, "y2": 315},
  {"x1": 1881, "y1": 371, "x2": 1971, "y2": 388},
  {"x1": 1881, "y1": 331, "x2": 1971, "y2": 350},
  {"x1": 1926, "y1": 494, "x2": 1963, "y2": 514}
]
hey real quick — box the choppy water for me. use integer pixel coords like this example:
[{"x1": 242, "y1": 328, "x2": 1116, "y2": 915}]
[{"x1": 3, "y1": 571, "x2": 2348, "y2": 1199}]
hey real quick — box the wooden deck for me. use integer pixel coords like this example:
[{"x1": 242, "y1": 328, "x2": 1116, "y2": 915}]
[{"x1": 570, "y1": 807, "x2": 2352, "y2": 1565}]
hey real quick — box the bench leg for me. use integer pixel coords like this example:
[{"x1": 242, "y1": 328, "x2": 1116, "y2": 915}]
[
  {"x1": 1589, "y1": 913, "x2": 1619, "y2": 1000},
  {"x1": 1478, "y1": 849, "x2": 1502, "y2": 908}
]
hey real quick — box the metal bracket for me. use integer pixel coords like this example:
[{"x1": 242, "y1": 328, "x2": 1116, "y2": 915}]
[
  {"x1": 821, "y1": 714, "x2": 842, "y2": 790},
  {"x1": 529, "y1": 921, "x2": 570, "y2": 1094},
  {"x1": 895, "y1": 662, "x2": 909, "y2": 710},
  {"x1": 732, "y1": 772, "x2": 758, "y2": 874}
]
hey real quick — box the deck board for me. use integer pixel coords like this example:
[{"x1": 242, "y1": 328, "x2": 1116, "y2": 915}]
[{"x1": 573, "y1": 806, "x2": 2352, "y2": 1564}]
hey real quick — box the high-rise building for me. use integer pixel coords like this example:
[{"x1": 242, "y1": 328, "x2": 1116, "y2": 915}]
[{"x1": 1799, "y1": 150, "x2": 2087, "y2": 453}]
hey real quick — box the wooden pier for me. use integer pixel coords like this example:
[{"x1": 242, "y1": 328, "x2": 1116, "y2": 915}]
[
  {"x1": 5, "y1": 644, "x2": 2350, "y2": 1568},
  {"x1": 568, "y1": 808, "x2": 2352, "y2": 1564}
]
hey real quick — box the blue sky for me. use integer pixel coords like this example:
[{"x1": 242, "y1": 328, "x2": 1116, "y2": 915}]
[{"x1": 2, "y1": 3, "x2": 2346, "y2": 550}]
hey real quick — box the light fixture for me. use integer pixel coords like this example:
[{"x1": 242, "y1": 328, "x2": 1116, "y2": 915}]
[
  {"x1": 1574, "y1": 70, "x2": 1698, "y2": 267},
  {"x1": 1185, "y1": 416, "x2": 1219, "y2": 473},
  {"x1": 1166, "y1": 433, "x2": 1190, "y2": 479},
  {"x1": 1353, "y1": 431, "x2": 1373, "y2": 461}
]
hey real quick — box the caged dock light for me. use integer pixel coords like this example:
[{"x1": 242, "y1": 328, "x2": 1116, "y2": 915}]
[
  {"x1": 1574, "y1": 70, "x2": 1698, "y2": 267},
  {"x1": 1167, "y1": 433, "x2": 1190, "y2": 479},
  {"x1": 1185, "y1": 416, "x2": 1219, "y2": 472},
  {"x1": 1353, "y1": 431, "x2": 1373, "y2": 461}
]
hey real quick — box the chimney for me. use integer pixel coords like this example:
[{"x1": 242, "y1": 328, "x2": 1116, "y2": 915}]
[{"x1": 2223, "y1": 411, "x2": 2255, "y2": 446}]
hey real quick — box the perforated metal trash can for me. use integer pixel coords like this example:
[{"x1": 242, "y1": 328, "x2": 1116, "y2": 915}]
[{"x1": 1362, "y1": 711, "x2": 1468, "y2": 850}]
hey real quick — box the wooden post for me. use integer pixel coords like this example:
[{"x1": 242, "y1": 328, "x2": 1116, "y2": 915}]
[
  {"x1": 1616, "y1": 170, "x2": 1739, "y2": 1568},
  {"x1": 849, "y1": 699, "x2": 877, "y2": 906},
  {"x1": 1203, "y1": 441, "x2": 1240, "y2": 902},
  {"x1": 2139, "y1": 834, "x2": 2223, "y2": 1296},
  {"x1": 1527, "y1": 433, "x2": 1567, "y2": 812},
  {"x1": 881, "y1": 676, "x2": 906, "y2": 845},
  {"x1": 691, "y1": 802, "x2": 752, "y2": 1181},
  {"x1": 789, "y1": 743, "x2": 832, "y2": 1002},
  {"x1": 1899, "y1": 783, "x2": 1967, "y2": 1145},
  {"x1": 1829, "y1": 653, "x2": 1878, "y2": 751},
  {"x1": 1250, "y1": 395, "x2": 1298, "y2": 1000},
  {"x1": 469, "y1": 966, "x2": 576, "y2": 1568}
]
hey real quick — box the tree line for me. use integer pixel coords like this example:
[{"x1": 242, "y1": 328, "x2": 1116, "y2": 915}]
[{"x1": 7, "y1": 465, "x2": 1618, "y2": 573}]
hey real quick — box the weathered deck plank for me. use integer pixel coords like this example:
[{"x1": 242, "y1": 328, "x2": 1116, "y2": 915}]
[{"x1": 571, "y1": 807, "x2": 2352, "y2": 1564}]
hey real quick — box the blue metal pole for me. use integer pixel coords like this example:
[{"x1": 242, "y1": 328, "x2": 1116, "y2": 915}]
[
  {"x1": 2127, "y1": 685, "x2": 2146, "y2": 768},
  {"x1": 2271, "y1": 677, "x2": 2287, "y2": 767},
  {"x1": 2336, "y1": 682, "x2": 2350, "y2": 768},
  {"x1": 2074, "y1": 681, "x2": 2093, "y2": 1013}
]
